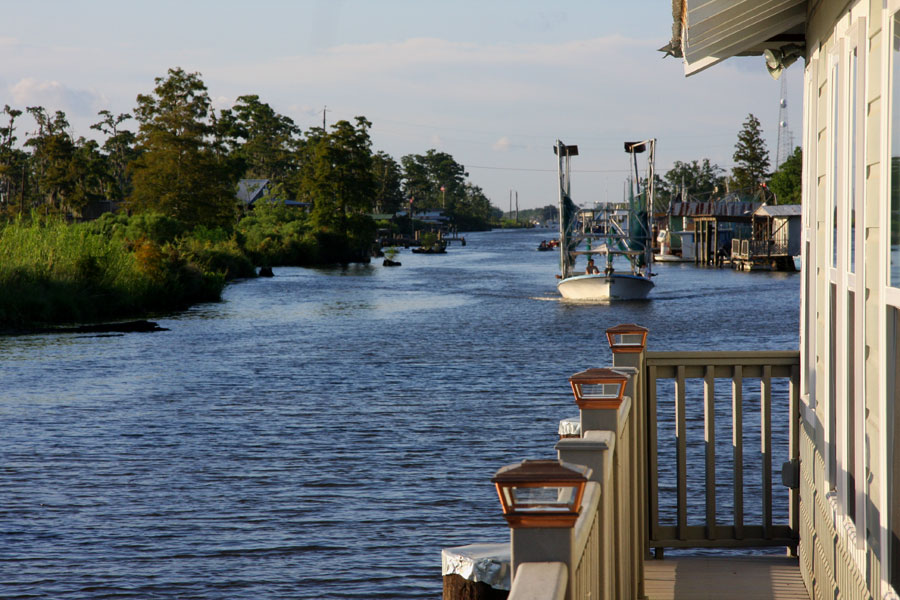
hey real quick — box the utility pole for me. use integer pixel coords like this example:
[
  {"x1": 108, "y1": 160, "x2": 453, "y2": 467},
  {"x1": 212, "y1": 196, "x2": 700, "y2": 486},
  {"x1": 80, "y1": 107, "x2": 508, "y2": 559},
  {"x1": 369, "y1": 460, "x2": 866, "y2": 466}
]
[
  {"x1": 515, "y1": 191, "x2": 518, "y2": 223},
  {"x1": 323, "y1": 105, "x2": 327, "y2": 130}
]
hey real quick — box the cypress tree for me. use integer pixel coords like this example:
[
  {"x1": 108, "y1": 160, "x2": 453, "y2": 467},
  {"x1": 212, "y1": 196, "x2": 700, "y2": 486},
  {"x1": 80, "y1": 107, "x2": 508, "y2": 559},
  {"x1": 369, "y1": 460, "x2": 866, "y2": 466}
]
[{"x1": 731, "y1": 113, "x2": 771, "y2": 192}]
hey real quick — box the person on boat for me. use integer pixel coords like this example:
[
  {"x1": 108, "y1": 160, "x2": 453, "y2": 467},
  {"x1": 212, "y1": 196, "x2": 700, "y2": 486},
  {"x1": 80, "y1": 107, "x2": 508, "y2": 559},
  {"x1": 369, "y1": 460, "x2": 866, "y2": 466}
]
[{"x1": 585, "y1": 259, "x2": 600, "y2": 275}]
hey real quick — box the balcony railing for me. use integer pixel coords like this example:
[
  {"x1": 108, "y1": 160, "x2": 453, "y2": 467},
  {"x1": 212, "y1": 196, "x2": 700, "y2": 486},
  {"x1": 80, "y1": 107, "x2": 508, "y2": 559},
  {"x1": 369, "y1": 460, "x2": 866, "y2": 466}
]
[
  {"x1": 732, "y1": 238, "x2": 791, "y2": 260},
  {"x1": 444, "y1": 328, "x2": 803, "y2": 600},
  {"x1": 645, "y1": 351, "x2": 800, "y2": 553}
]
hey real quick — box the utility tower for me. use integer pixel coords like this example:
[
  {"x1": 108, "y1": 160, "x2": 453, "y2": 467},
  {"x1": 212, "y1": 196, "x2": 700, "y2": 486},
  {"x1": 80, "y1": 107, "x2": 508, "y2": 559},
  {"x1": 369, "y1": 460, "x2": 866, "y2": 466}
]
[{"x1": 775, "y1": 74, "x2": 793, "y2": 169}]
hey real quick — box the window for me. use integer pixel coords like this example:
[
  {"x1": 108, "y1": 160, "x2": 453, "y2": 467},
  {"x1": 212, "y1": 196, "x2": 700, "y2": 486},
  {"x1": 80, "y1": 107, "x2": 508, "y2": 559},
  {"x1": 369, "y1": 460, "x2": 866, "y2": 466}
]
[
  {"x1": 850, "y1": 47, "x2": 858, "y2": 273},
  {"x1": 891, "y1": 14, "x2": 900, "y2": 287},
  {"x1": 832, "y1": 59, "x2": 841, "y2": 270}
]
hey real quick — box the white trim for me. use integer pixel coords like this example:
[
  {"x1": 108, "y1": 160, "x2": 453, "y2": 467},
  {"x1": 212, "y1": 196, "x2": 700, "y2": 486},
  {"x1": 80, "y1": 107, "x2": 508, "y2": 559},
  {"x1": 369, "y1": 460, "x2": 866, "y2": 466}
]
[
  {"x1": 880, "y1": 2, "x2": 899, "y2": 592},
  {"x1": 826, "y1": 42, "x2": 845, "y2": 489},
  {"x1": 802, "y1": 50, "x2": 819, "y2": 410},
  {"x1": 850, "y1": 16, "x2": 869, "y2": 549}
]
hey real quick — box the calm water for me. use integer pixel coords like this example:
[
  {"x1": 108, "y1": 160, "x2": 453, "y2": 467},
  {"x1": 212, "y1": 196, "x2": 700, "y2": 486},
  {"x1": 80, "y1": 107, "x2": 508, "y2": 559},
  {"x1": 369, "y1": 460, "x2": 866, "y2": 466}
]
[{"x1": 1, "y1": 228, "x2": 799, "y2": 599}]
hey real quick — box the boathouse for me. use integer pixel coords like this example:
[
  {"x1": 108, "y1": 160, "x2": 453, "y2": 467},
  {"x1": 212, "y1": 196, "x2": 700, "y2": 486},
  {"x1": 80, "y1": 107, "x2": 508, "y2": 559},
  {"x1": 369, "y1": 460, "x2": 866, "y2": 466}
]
[
  {"x1": 442, "y1": 1, "x2": 900, "y2": 598},
  {"x1": 669, "y1": 199, "x2": 758, "y2": 266},
  {"x1": 731, "y1": 204, "x2": 803, "y2": 271}
]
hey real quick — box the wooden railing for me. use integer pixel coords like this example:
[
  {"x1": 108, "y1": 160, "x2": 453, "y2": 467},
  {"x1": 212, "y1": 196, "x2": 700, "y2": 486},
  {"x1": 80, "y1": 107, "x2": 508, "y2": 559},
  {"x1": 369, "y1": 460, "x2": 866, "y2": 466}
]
[
  {"x1": 732, "y1": 238, "x2": 791, "y2": 259},
  {"x1": 644, "y1": 351, "x2": 800, "y2": 552},
  {"x1": 446, "y1": 331, "x2": 801, "y2": 600}
]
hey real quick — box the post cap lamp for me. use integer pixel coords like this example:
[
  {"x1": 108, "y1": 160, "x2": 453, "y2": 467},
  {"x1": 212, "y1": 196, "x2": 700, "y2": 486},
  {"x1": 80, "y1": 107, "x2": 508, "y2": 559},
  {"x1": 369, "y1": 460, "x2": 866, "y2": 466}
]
[
  {"x1": 491, "y1": 459, "x2": 591, "y2": 528},
  {"x1": 605, "y1": 323, "x2": 648, "y2": 353},
  {"x1": 568, "y1": 367, "x2": 628, "y2": 410}
]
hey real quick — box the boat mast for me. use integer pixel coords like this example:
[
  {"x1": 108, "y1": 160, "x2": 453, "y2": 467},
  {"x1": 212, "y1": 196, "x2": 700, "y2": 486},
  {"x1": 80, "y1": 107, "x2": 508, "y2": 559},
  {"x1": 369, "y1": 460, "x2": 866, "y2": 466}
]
[
  {"x1": 646, "y1": 139, "x2": 656, "y2": 274},
  {"x1": 555, "y1": 140, "x2": 578, "y2": 279}
]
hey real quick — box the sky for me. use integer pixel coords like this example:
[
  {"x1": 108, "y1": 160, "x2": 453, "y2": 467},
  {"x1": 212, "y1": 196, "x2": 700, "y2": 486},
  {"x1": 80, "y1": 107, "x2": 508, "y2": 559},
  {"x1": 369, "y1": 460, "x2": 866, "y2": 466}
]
[{"x1": 1, "y1": 0, "x2": 802, "y2": 211}]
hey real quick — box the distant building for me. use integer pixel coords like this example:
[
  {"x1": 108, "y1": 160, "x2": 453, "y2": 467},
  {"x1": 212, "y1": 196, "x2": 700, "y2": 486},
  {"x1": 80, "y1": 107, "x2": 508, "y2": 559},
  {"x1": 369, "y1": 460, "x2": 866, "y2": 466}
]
[{"x1": 236, "y1": 179, "x2": 309, "y2": 211}]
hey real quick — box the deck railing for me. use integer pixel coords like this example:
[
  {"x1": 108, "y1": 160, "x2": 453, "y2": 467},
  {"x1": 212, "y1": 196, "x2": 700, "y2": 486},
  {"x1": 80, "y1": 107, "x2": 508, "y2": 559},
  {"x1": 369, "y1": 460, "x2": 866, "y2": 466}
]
[
  {"x1": 644, "y1": 350, "x2": 800, "y2": 552},
  {"x1": 732, "y1": 238, "x2": 791, "y2": 260},
  {"x1": 445, "y1": 328, "x2": 802, "y2": 600}
]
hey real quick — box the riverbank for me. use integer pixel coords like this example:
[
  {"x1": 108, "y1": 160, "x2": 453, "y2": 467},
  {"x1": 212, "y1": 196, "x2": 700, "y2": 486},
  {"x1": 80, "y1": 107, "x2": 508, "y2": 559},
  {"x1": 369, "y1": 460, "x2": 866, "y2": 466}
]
[{"x1": 0, "y1": 208, "x2": 374, "y2": 329}]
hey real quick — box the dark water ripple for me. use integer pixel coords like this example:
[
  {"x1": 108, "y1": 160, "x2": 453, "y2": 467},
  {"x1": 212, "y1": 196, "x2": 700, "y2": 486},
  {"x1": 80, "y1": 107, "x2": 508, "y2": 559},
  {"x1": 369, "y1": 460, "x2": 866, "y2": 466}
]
[{"x1": 0, "y1": 228, "x2": 799, "y2": 598}]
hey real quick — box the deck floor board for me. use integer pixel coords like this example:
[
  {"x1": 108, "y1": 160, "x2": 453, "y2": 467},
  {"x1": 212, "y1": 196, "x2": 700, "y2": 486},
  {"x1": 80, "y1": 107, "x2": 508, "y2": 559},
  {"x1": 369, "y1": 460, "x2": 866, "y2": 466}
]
[{"x1": 644, "y1": 556, "x2": 809, "y2": 599}]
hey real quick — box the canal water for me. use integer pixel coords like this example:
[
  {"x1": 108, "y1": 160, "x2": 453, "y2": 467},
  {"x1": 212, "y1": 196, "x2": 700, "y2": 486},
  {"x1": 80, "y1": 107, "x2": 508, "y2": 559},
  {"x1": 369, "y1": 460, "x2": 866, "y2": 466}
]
[{"x1": 1, "y1": 228, "x2": 799, "y2": 599}]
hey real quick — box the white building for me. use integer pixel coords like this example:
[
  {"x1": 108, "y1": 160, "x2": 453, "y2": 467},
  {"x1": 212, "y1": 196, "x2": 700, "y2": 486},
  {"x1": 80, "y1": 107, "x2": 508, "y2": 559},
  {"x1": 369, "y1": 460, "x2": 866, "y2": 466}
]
[{"x1": 669, "y1": 1, "x2": 900, "y2": 597}]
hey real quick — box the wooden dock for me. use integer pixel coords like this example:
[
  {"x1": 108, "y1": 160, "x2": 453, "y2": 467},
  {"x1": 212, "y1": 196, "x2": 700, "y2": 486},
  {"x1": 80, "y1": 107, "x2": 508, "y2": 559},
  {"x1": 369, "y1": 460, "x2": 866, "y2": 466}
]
[{"x1": 644, "y1": 556, "x2": 808, "y2": 600}]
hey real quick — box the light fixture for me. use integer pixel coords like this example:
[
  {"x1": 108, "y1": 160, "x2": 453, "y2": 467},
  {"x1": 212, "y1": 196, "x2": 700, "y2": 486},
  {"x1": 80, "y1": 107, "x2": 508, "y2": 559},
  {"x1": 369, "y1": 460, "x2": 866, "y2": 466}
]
[
  {"x1": 492, "y1": 459, "x2": 591, "y2": 528},
  {"x1": 568, "y1": 367, "x2": 629, "y2": 410},
  {"x1": 605, "y1": 323, "x2": 649, "y2": 354},
  {"x1": 763, "y1": 44, "x2": 804, "y2": 80}
]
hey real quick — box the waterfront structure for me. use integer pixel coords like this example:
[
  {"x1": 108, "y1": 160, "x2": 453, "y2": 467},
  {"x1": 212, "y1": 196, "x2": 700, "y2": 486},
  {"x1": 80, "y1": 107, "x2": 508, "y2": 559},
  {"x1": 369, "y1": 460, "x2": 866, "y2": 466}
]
[
  {"x1": 236, "y1": 178, "x2": 309, "y2": 210},
  {"x1": 731, "y1": 204, "x2": 803, "y2": 271}
]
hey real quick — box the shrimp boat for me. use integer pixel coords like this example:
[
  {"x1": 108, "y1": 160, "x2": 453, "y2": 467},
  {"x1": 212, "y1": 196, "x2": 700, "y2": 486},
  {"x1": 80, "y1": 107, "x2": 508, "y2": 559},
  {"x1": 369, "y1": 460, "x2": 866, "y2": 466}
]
[{"x1": 554, "y1": 139, "x2": 656, "y2": 301}]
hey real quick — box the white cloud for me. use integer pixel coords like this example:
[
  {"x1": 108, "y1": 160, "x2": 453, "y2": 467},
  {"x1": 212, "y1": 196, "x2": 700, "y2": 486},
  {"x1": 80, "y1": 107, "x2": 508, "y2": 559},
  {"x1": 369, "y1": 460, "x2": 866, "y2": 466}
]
[
  {"x1": 493, "y1": 136, "x2": 511, "y2": 152},
  {"x1": 9, "y1": 77, "x2": 107, "y2": 117}
]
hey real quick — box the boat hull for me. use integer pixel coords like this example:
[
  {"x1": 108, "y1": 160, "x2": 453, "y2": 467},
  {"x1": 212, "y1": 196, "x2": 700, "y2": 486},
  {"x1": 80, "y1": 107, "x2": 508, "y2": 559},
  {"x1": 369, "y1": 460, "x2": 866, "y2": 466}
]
[
  {"x1": 653, "y1": 253, "x2": 693, "y2": 263},
  {"x1": 557, "y1": 273, "x2": 654, "y2": 300}
]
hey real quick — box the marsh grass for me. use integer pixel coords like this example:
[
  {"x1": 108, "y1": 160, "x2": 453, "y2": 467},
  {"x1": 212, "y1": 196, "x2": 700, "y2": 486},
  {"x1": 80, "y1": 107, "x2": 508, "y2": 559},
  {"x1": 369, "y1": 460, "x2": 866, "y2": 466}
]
[{"x1": 0, "y1": 216, "x2": 227, "y2": 327}]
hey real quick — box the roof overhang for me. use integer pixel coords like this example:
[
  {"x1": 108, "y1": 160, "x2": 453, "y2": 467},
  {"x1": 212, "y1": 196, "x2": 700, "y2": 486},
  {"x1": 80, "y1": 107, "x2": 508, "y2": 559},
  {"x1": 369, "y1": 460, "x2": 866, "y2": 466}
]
[{"x1": 664, "y1": 0, "x2": 807, "y2": 77}]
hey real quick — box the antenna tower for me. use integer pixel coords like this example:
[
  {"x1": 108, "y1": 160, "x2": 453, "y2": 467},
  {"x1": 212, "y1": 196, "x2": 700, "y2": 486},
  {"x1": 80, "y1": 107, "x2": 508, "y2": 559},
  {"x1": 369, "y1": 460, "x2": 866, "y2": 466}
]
[{"x1": 775, "y1": 74, "x2": 793, "y2": 169}]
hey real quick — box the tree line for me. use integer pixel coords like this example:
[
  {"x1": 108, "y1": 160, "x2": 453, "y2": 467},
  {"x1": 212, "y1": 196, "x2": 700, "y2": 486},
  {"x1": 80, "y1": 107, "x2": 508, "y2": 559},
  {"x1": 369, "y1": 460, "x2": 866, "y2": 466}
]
[
  {"x1": 0, "y1": 67, "x2": 497, "y2": 232},
  {"x1": 652, "y1": 113, "x2": 801, "y2": 208}
]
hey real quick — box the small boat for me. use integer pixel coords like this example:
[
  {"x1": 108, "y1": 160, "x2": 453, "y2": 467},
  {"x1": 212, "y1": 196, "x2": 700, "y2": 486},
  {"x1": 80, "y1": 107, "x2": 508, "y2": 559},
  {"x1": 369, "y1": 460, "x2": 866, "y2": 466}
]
[
  {"x1": 411, "y1": 242, "x2": 447, "y2": 254},
  {"x1": 537, "y1": 240, "x2": 554, "y2": 251},
  {"x1": 553, "y1": 139, "x2": 656, "y2": 301}
]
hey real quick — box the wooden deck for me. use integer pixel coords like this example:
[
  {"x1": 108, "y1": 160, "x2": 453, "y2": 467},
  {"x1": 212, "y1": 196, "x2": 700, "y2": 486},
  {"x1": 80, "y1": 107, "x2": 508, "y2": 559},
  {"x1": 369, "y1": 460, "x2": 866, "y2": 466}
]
[{"x1": 644, "y1": 556, "x2": 809, "y2": 599}]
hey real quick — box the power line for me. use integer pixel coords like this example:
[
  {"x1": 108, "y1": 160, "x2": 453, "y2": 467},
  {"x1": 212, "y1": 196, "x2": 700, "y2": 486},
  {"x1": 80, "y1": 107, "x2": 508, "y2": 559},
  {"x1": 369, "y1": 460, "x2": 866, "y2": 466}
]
[{"x1": 465, "y1": 164, "x2": 631, "y2": 173}]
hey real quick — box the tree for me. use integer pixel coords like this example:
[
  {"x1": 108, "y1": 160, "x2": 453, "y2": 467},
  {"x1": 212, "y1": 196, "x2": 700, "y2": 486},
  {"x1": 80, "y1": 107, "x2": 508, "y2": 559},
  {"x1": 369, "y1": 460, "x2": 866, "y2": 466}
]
[
  {"x1": 371, "y1": 151, "x2": 403, "y2": 214},
  {"x1": 298, "y1": 117, "x2": 376, "y2": 233},
  {"x1": 731, "y1": 113, "x2": 771, "y2": 192},
  {"x1": 91, "y1": 110, "x2": 137, "y2": 203},
  {"x1": 0, "y1": 105, "x2": 25, "y2": 211},
  {"x1": 68, "y1": 137, "x2": 110, "y2": 215},
  {"x1": 217, "y1": 95, "x2": 301, "y2": 192},
  {"x1": 401, "y1": 149, "x2": 467, "y2": 211},
  {"x1": 24, "y1": 107, "x2": 77, "y2": 213},
  {"x1": 659, "y1": 159, "x2": 726, "y2": 204},
  {"x1": 769, "y1": 146, "x2": 802, "y2": 204},
  {"x1": 128, "y1": 67, "x2": 240, "y2": 227}
]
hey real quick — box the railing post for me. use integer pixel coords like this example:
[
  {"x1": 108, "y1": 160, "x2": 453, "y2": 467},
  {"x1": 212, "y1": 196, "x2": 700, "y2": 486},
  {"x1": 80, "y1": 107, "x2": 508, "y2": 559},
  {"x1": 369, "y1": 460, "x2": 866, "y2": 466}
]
[
  {"x1": 555, "y1": 432, "x2": 613, "y2": 600},
  {"x1": 606, "y1": 324, "x2": 649, "y2": 598}
]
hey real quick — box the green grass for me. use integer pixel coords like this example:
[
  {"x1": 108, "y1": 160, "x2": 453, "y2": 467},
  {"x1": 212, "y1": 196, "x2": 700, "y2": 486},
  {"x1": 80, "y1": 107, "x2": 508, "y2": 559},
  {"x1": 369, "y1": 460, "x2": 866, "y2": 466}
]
[
  {"x1": 0, "y1": 206, "x2": 377, "y2": 328},
  {"x1": 0, "y1": 216, "x2": 227, "y2": 328}
]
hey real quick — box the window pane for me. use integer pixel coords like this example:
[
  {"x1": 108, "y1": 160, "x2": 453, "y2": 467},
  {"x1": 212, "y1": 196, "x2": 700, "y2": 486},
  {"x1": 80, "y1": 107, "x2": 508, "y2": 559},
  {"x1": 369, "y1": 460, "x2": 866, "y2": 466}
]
[
  {"x1": 850, "y1": 48, "x2": 858, "y2": 273},
  {"x1": 832, "y1": 63, "x2": 840, "y2": 270},
  {"x1": 847, "y1": 290, "x2": 856, "y2": 521},
  {"x1": 891, "y1": 15, "x2": 900, "y2": 286}
]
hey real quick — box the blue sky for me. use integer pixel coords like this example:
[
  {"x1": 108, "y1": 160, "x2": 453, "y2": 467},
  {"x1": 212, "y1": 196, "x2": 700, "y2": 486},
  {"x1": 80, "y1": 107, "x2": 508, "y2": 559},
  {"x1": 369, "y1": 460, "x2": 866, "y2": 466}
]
[{"x1": 2, "y1": 1, "x2": 801, "y2": 210}]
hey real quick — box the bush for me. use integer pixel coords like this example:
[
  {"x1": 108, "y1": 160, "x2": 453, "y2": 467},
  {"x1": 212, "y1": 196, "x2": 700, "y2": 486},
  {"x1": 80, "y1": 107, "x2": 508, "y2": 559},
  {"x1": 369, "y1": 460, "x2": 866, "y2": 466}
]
[{"x1": 0, "y1": 216, "x2": 228, "y2": 327}]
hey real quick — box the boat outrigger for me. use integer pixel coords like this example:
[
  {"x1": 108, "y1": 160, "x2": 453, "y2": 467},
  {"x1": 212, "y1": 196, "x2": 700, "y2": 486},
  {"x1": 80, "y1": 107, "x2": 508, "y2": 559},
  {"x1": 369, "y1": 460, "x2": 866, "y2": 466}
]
[{"x1": 554, "y1": 139, "x2": 656, "y2": 301}]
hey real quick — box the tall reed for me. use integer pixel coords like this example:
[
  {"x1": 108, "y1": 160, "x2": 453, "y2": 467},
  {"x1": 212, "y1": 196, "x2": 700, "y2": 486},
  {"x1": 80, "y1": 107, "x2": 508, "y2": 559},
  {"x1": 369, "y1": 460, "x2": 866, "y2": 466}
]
[{"x1": 0, "y1": 216, "x2": 225, "y2": 327}]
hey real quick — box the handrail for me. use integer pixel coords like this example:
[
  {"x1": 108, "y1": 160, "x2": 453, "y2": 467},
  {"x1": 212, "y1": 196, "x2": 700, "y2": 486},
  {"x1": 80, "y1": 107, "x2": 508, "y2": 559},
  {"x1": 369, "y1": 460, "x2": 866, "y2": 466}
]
[
  {"x1": 644, "y1": 350, "x2": 800, "y2": 552},
  {"x1": 731, "y1": 238, "x2": 792, "y2": 260},
  {"x1": 507, "y1": 562, "x2": 567, "y2": 600}
]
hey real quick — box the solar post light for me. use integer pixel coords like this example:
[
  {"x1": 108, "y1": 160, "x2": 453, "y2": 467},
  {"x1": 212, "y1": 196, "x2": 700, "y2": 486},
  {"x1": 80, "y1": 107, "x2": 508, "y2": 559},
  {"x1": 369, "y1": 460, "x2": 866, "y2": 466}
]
[
  {"x1": 568, "y1": 367, "x2": 629, "y2": 411},
  {"x1": 491, "y1": 459, "x2": 591, "y2": 528},
  {"x1": 605, "y1": 323, "x2": 649, "y2": 354}
]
